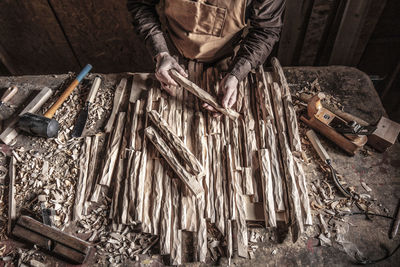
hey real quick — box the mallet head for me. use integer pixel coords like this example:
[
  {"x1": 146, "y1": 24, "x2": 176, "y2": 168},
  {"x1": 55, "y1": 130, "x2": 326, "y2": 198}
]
[{"x1": 18, "y1": 113, "x2": 59, "y2": 138}]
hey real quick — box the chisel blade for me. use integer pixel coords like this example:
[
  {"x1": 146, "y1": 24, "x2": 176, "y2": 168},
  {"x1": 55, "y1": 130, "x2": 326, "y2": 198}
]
[{"x1": 71, "y1": 103, "x2": 89, "y2": 138}]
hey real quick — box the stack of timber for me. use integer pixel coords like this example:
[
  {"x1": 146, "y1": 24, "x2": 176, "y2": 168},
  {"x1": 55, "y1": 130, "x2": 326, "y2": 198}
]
[{"x1": 83, "y1": 58, "x2": 312, "y2": 264}]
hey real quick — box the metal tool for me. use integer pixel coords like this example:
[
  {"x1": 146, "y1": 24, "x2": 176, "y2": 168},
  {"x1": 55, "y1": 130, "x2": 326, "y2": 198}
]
[
  {"x1": 71, "y1": 76, "x2": 101, "y2": 137},
  {"x1": 300, "y1": 93, "x2": 368, "y2": 155},
  {"x1": 306, "y1": 129, "x2": 352, "y2": 197},
  {"x1": 0, "y1": 86, "x2": 18, "y2": 106},
  {"x1": 17, "y1": 64, "x2": 92, "y2": 138}
]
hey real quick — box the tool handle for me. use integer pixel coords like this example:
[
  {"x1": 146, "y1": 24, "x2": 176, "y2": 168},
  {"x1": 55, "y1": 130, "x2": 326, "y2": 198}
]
[
  {"x1": 1, "y1": 86, "x2": 18, "y2": 103},
  {"x1": 87, "y1": 76, "x2": 101, "y2": 103},
  {"x1": 306, "y1": 129, "x2": 331, "y2": 162},
  {"x1": 44, "y1": 64, "x2": 92, "y2": 119}
]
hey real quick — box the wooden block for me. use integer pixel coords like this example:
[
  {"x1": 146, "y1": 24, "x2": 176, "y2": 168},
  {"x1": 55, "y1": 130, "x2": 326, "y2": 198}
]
[
  {"x1": 16, "y1": 216, "x2": 91, "y2": 254},
  {"x1": 367, "y1": 116, "x2": 400, "y2": 152}
]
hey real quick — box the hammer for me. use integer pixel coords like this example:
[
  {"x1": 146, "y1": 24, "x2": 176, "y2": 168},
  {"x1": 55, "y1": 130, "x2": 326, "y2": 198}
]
[{"x1": 18, "y1": 64, "x2": 92, "y2": 138}]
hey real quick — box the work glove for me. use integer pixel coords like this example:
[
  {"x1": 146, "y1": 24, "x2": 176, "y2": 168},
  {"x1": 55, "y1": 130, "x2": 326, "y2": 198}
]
[
  {"x1": 155, "y1": 52, "x2": 187, "y2": 96},
  {"x1": 203, "y1": 74, "x2": 238, "y2": 116}
]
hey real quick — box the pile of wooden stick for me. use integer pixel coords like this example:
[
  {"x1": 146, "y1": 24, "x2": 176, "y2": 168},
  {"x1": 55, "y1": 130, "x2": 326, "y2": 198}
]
[{"x1": 77, "y1": 58, "x2": 311, "y2": 264}]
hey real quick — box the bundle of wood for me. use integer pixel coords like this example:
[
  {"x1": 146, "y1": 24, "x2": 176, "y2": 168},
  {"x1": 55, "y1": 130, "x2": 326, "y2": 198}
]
[{"x1": 81, "y1": 58, "x2": 311, "y2": 264}]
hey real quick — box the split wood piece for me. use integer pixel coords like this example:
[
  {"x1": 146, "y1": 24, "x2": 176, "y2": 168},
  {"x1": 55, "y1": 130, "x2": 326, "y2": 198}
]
[
  {"x1": 146, "y1": 87, "x2": 154, "y2": 113},
  {"x1": 148, "y1": 110, "x2": 204, "y2": 178},
  {"x1": 270, "y1": 81, "x2": 304, "y2": 241},
  {"x1": 145, "y1": 126, "x2": 203, "y2": 196},
  {"x1": 206, "y1": 135, "x2": 216, "y2": 223},
  {"x1": 141, "y1": 156, "x2": 154, "y2": 233},
  {"x1": 1, "y1": 86, "x2": 18, "y2": 105},
  {"x1": 271, "y1": 57, "x2": 302, "y2": 152},
  {"x1": 160, "y1": 170, "x2": 172, "y2": 255},
  {"x1": 196, "y1": 211, "x2": 207, "y2": 262},
  {"x1": 110, "y1": 151, "x2": 125, "y2": 224},
  {"x1": 194, "y1": 112, "x2": 208, "y2": 178},
  {"x1": 231, "y1": 120, "x2": 243, "y2": 193},
  {"x1": 13, "y1": 216, "x2": 91, "y2": 264},
  {"x1": 243, "y1": 196, "x2": 264, "y2": 222},
  {"x1": 213, "y1": 134, "x2": 225, "y2": 235},
  {"x1": 0, "y1": 87, "x2": 53, "y2": 145},
  {"x1": 265, "y1": 120, "x2": 285, "y2": 212},
  {"x1": 293, "y1": 157, "x2": 313, "y2": 226},
  {"x1": 151, "y1": 159, "x2": 164, "y2": 235},
  {"x1": 259, "y1": 149, "x2": 277, "y2": 227},
  {"x1": 227, "y1": 145, "x2": 248, "y2": 258},
  {"x1": 98, "y1": 112, "x2": 126, "y2": 187},
  {"x1": 128, "y1": 150, "x2": 141, "y2": 223},
  {"x1": 89, "y1": 184, "x2": 102, "y2": 203},
  {"x1": 134, "y1": 145, "x2": 147, "y2": 222},
  {"x1": 170, "y1": 69, "x2": 240, "y2": 120},
  {"x1": 226, "y1": 220, "x2": 233, "y2": 262},
  {"x1": 73, "y1": 137, "x2": 91, "y2": 221},
  {"x1": 104, "y1": 78, "x2": 127, "y2": 133},
  {"x1": 171, "y1": 179, "x2": 182, "y2": 265},
  {"x1": 84, "y1": 134, "x2": 103, "y2": 204},
  {"x1": 129, "y1": 100, "x2": 141, "y2": 150},
  {"x1": 255, "y1": 67, "x2": 274, "y2": 121},
  {"x1": 8, "y1": 156, "x2": 16, "y2": 234},
  {"x1": 120, "y1": 164, "x2": 130, "y2": 224}
]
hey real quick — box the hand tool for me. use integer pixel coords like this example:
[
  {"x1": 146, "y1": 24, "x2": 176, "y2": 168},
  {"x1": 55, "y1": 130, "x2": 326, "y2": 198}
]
[
  {"x1": 0, "y1": 86, "x2": 18, "y2": 106},
  {"x1": 306, "y1": 129, "x2": 352, "y2": 197},
  {"x1": 71, "y1": 76, "x2": 101, "y2": 137},
  {"x1": 390, "y1": 198, "x2": 400, "y2": 239},
  {"x1": 300, "y1": 93, "x2": 368, "y2": 155},
  {"x1": 12, "y1": 215, "x2": 91, "y2": 264},
  {"x1": 169, "y1": 69, "x2": 240, "y2": 120},
  {"x1": 18, "y1": 64, "x2": 92, "y2": 138}
]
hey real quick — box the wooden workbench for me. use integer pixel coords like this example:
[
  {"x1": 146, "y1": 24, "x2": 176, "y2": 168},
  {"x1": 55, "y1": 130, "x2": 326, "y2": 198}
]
[{"x1": 0, "y1": 66, "x2": 399, "y2": 266}]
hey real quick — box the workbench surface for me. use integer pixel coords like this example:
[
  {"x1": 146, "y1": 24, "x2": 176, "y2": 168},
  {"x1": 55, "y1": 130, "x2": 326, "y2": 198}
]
[{"x1": 0, "y1": 66, "x2": 399, "y2": 266}]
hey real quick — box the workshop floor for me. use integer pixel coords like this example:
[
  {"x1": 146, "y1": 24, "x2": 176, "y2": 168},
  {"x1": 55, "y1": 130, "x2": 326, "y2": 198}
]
[{"x1": 0, "y1": 67, "x2": 399, "y2": 266}]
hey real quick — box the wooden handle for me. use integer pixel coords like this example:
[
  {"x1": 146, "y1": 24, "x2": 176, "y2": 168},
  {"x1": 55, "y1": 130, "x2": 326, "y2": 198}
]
[
  {"x1": 169, "y1": 69, "x2": 240, "y2": 120},
  {"x1": 44, "y1": 64, "x2": 92, "y2": 118},
  {"x1": 87, "y1": 77, "x2": 101, "y2": 103},
  {"x1": 1, "y1": 86, "x2": 18, "y2": 103},
  {"x1": 306, "y1": 129, "x2": 331, "y2": 162},
  {"x1": 44, "y1": 80, "x2": 79, "y2": 118}
]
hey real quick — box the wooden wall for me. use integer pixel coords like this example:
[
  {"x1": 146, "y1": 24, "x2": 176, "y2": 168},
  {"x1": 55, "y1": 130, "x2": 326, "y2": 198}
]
[{"x1": 0, "y1": 0, "x2": 398, "y2": 120}]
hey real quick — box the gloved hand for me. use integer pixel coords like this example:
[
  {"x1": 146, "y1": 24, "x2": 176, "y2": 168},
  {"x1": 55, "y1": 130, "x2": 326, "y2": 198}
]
[
  {"x1": 203, "y1": 74, "x2": 238, "y2": 116},
  {"x1": 155, "y1": 52, "x2": 187, "y2": 96}
]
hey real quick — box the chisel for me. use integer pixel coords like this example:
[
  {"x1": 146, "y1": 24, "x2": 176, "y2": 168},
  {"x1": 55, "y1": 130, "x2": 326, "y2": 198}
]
[
  {"x1": 306, "y1": 129, "x2": 352, "y2": 198},
  {"x1": 71, "y1": 76, "x2": 101, "y2": 137}
]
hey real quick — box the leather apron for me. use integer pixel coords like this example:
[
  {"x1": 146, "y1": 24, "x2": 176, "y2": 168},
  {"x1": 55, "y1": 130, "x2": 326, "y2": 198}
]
[{"x1": 164, "y1": 0, "x2": 247, "y2": 63}]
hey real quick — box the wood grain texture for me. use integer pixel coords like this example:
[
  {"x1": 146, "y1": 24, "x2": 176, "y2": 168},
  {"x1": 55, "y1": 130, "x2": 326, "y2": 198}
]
[
  {"x1": 148, "y1": 110, "x2": 204, "y2": 177},
  {"x1": 293, "y1": 157, "x2": 313, "y2": 226},
  {"x1": 134, "y1": 143, "x2": 147, "y2": 222},
  {"x1": 105, "y1": 78, "x2": 127, "y2": 133},
  {"x1": 8, "y1": 156, "x2": 16, "y2": 234},
  {"x1": 84, "y1": 134, "x2": 102, "y2": 204},
  {"x1": 259, "y1": 149, "x2": 277, "y2": 227},
  {"x1": 98, "y1": 112, "x2": 126, "y2": 187},
  {"x1": 171, "y1": 179, "x2": 182, "y2": 265},
  {"x1": 145, "y1": 126, "x2": 204, "y2": 196},
  {"x1": 170, "y1": 69, "x2": 240, "y2": 120},
  {"x1": 47, "y1": 0, "x2": 152, "y2": 73},
  {"x1": 73, "y1": 137, "x2": 91, "y2": 221},
  {"x1": 128, "y1": 150, "x2": 141, "y2": 223},
  {"x1": 150, "y1": 159, "x2": 163, "y2": 235},
  {"x1": 160, "y1": 170, "x2": 172, "y2": 255},
  {"x1": 0, "y1": 0, "x2": 80, "y2": 75}
]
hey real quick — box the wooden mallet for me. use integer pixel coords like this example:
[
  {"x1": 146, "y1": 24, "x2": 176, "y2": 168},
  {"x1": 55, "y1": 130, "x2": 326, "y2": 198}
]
[{"x1": 18, "y1": 64, "x2": 92, "y2": 138}]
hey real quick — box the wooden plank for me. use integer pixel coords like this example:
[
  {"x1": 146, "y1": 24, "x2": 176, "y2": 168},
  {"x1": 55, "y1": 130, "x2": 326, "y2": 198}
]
[
  {"x1": 277, "y1": 0, "x2": 314, "y2": 65},
  {"x1": 0, "y1": 0, "x2": 79, "y2": 74},
  {"x1": 8, "y1": 156, "x2": 16, "y2": 234},
  {"x1": 329, "y1": 0, "x2": 372, "y2": 65},
  {"x1": 98, "y1": 112, "x2": 126, "y2": 187},
  {"x1": 170, "y1": 69, "x2": 240, "y2": 120},
  {"x1": 12, "y1": 225, "x2": 87, "y2": 264},
  {"x1": 145, "y1": 126, "x2": 203, "y2": 196},
  {"x1": 104, "y1": 78, "x2": 127, "y2": 133},
  {"x1": 17, "y1": 216, "x2": 91, "y2": 253},
  {"x1": 48, "y1": 0, "x2": 151, "y2": 73},
  {"x1": 73, "y1": 137, "x2": 91, "y2": 221}
]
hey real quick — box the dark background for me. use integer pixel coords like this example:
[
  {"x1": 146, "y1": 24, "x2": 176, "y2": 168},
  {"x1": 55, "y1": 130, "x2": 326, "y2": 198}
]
[{"x1": 0, "y1": 0, "x2": 399, "y2": 122}]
